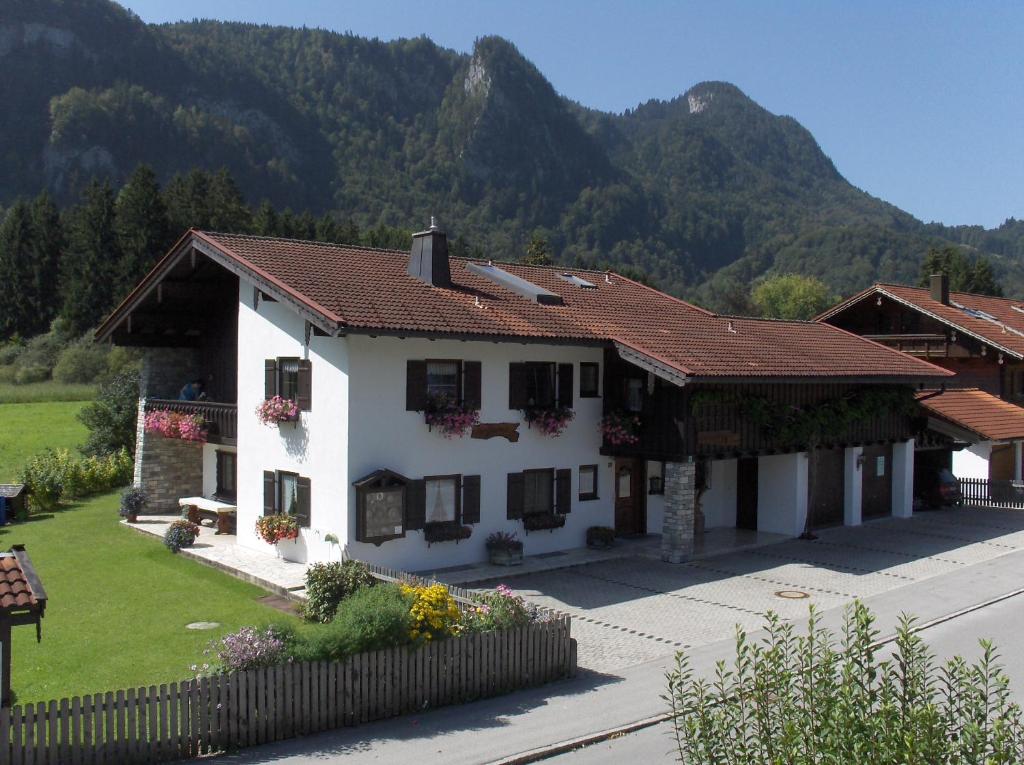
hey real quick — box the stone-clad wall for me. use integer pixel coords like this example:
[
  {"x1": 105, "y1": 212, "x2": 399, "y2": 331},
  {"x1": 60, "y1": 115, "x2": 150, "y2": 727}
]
[
  {"x1": 136, "y1": 429, "x2": 203, "y2": 514},
  {"x1": 141, "y1": 348, "x2": 203, "y2": 400},
  {"x1": 661, "y1": 461, "x2": 695, "y2": 563}
]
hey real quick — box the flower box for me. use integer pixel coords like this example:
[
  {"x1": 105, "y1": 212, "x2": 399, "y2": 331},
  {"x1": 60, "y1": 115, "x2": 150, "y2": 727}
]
[
  {"x1": 522, "y1": 406, "x2": 574, "y2": 437},
  {"x1": 523, "y1": 513, "x2": 566, "y2": 533},
  {"x1": 144, "y1": 409, "x2": 207, "y2": 442},
  {"x1": 256, "y1": 396, "x2": 300, "y2": 426},
  {"x1": 424, "y1": 521, "x2": 473, "y2": 545},
  {"x1": 424, "y1": 395, "x2": 479, "y2": 438},
  {"x1": 600, "y1": 411, "x2": 641, "y2": 447}
]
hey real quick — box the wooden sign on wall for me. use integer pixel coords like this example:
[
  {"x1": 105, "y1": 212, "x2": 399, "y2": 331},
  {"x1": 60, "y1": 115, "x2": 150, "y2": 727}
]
[
  {"x1": 697, "y1": 430, "x2": 741, "y2": 448},
  {"x1": 471, "y1": 423, "x2": 521, "y2": 442}
]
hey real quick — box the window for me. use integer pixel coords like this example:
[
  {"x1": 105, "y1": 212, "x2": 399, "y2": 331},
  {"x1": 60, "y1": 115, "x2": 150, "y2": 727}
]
[
  {"x1": 406, "y1": 360, "x2": 481, "y2": 411},
  {"x1": 509, "y1": 362, "x2": 573, "y2": 409},
  {"x1": 523, "y1": 469, "x2": 555, "y2": 516},
  {"x1": 425, "y1": 475, "x2": 460, "y2": 523},
  {"x1": 263, "y1": 470, "x2": 311, "y2": 528},
  {"x1": 525, "y1": 363, "x2": 556, "y2": 408},
  {"x1": 580, "y1": 363, "x2": 600, "y2": 398},
  {"x1": 426, "y1": 361, "x2": 461, "y2": 401},
  {"x1": 264, "y1": 358, "x2": 312, "y2": 411},
  {"x1": 215, "y1": 450, "x2": 237, "y2": 502},
  {"x1": 579, "y1": 465, "x2": 598, "y2": 501},
  {"x1": 625, "y1": 378, "x2": 644, "y2": 413}
]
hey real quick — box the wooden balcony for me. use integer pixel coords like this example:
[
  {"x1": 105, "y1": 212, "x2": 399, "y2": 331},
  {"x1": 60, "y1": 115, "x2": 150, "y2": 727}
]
[
  {"x1": 144, "y1": 399, "x2": 237, "y2": 445},
  {"x1": 862, "y1": 333, "x2": 950, "y2": 357}
]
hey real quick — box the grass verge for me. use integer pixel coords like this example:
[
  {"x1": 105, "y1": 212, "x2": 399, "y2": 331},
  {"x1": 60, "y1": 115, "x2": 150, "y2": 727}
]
[
  {"x1": 0, "y1": 382, "x2": 97, "y2": 405},
  {"x1": 0, "y1": 401, "x2": 89, "y2": 482}
]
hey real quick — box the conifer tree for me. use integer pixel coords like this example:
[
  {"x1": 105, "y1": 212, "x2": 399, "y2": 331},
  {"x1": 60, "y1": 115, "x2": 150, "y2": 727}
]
[
  {"x1": 252, "y1": 200, "x2": 280, "y2": 236},
  {"x1": 27, "y1": 192, "x2": 64, "y2": 335},
  {"x1": 115, "y1": 164, "x2": 170, "y2": 293},
  {"x1": 0, "y1": 200, "x2": 34, "y2": 337},
  {"x1": 61, "y1": 180, "x2": 121, "y2": 334},
  {"x1": 207, "y1": 168, "x2": 252, "y2": 232}
]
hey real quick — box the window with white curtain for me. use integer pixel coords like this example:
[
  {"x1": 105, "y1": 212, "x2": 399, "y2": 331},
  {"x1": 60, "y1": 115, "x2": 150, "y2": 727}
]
[{"x1": 425, "y1": 476, "x2": 458, "y2": 523}]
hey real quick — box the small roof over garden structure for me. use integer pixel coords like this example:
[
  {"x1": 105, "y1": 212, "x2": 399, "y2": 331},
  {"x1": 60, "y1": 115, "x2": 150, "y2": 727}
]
[{"x1": 0, "y1": 545, "x2": 48, "y2": 705}]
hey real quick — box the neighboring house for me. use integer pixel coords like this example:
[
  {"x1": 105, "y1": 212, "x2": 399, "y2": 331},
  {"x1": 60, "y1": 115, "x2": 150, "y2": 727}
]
[
  {"x1": 819, "y1": 274, "x2": 1024, "y2": 491},
  {"x1": 96, "y1": 223, "x2": 949, "y2": 570}
]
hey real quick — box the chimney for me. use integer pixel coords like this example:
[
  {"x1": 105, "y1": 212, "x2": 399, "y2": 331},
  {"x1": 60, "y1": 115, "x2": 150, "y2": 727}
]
[
  {"x1": 930, "y1": 273, "x2": 949, "y2": 305},
  {"x1": 407, "y1": 216, "x2": 451, "y2": 288}
]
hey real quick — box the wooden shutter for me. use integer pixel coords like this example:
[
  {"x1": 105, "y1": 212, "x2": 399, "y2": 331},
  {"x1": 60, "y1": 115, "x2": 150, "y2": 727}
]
[
  {"x1": 264, "y1": 360, "x2": 278, "y2": 400},
  {"x1": 263, "y1": 471, "x2": 276, "y2": 515},
  {"x1": 463, "y1": 361, "x2": 482, "y2": 410},
  {"x1": 296, "y1": 476, "x2": 311, "y2": 528},
  {"x1": 406, "y1": 479, "x2": 426, "y2": 530},
  {"x1": 406, "y1": 360, "x2": 428, "y2": 411},
  {"x1": 296, "y1": 360, "x2": 312, "y2": 411},
  {"x1": 462, "y1": 475, "x2": 481, "y2": 524},
  {"x1": 557, "y1": 363, "x2": 574, "y2": 408},
  {"x1": 506, "y1": 472, "x2": 525, "y2": 519},
  {"x1": 509, "y1": 363, "x2": 528, "y2": 409},
  {"x1": 556, "y1": 468, "x2": 572, "y2": 514}
]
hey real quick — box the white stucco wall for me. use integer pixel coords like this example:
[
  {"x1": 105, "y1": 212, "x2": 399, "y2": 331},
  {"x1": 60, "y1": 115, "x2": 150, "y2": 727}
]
[
  {"x1": 344, "y1": 335, "x2": 612, "y2": 571},
  {"x1": 701, "y1": 458, "x2": 738, "y2": 528},
  {"x1": 756, "y1": 452, "x2": 808, "y2": 536},
  {"x1": 201, "y1": 443, "x2": 236, "y2": 499},
  {"x1": 952, "y1": 441, "x2": 992, "y2": 479},
  {"x1": 235, "y1": 281, "x2": 351, "y2": 563}
]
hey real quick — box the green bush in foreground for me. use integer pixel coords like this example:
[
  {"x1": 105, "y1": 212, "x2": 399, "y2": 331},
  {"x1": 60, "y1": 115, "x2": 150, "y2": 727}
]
[
  {"x1": 300, "y1": 560, "x2": 376, "y2": 624},
  {"x1": 294, "y1": 584, "x2": 413, "y2": 662},
  {"x1": 666, "y1": 602, "x2": 1024, "y2": 764},
  {"x1": 19, "y1": 448, "x2": 133, "y2": 511}
]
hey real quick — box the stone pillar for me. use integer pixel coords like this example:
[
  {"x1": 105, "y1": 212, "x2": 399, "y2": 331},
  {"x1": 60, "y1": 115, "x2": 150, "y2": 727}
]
[
  {"x1": 136, "y1": 434, "x2": 204, "y2": 515},
  {"x1": 844, "y1": 446, "x2": 863, "y2": 527},
  {"x1": 1015, "y1": 441, "x2": 1023, "y2": 483},
  {"x1": 662, "y1": 461, "x2": 695, "y2": 563},
  {"x1": 132, "y1": 396, "x2": 147, "y2": 487},
  {"x1": 891, "y1": 438, "x2": 914, "y2": 519}
]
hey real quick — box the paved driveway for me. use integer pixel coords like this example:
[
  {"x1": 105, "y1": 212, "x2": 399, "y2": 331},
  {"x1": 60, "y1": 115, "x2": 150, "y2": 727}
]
[{"x1": 487, "y1": 508, "x2": 1024, "y2": 673}]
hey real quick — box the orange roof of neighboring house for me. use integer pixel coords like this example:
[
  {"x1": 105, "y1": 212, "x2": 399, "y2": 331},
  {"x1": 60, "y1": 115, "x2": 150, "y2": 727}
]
[
  {"x1": 917, "y1": 388, "x2": 1024, "y2": 442},
  {"x1": 818, "y1": 283, "x2": 1024, "y2": 359},
  {"x1": 0, "y1": 548, "x2": 45, "y2": 612},
  {"x1": 97, "y1": 230, "x2": 954, "y2": 383}
]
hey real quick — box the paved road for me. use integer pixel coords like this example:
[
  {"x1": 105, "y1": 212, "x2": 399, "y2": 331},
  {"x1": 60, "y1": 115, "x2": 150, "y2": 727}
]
[{"x1": 551, "y1": 591, "x2": 1024, "y2": 763}]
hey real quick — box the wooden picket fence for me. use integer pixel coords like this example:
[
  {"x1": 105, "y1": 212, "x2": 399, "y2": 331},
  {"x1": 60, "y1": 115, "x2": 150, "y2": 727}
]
[
  {"x1": 958, "y1": 478, "x2": 1024, "y2": 510},
  {"x1": 0, "y1": 617, "x2": 574, "y2": 764}
]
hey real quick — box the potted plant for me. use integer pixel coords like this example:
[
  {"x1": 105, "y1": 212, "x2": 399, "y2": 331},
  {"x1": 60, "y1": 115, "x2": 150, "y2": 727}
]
[
  {"x1": 163, "y1": 519, "x2": 200, "y2": 552},
  {"x1": 586, "y1": 526, "x2": 616, "y2": 549},
  {"x1": 424, "y1": 394, "x2": 479, "y2": 438},
  {"x1": 486, "y1": 531, "x2": 524, "y2": 566},
  {"x1": 256, "y1": 396, "x2": 300, "y2": 426},
  {"x1": 599, "y1": 411, "x2": 641, "y2": 446},
  {"x1": 255, "y1": 514, "x2": 300, "y2": 545},
  {"x1": 424, "y1": 521, "x2": 473, "y2": 545},
  {"x1": 522, "y1": 405, "x2": 574, "y2": 437},
  {"x1": 119, "y1": 486, "x2": 148, "y2": 523}
]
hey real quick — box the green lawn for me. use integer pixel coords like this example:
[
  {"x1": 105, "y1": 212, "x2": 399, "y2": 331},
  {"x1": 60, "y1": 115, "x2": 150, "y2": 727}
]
[
  {"x1": 0, "y1": 401, "x2": 90, "y2": 482},
  {"x1": 0, "y1": 382, "x2": 97, "y2": 405},
  {"x1": 5, "y1": 492, "x2": 297, "y2": 704}
]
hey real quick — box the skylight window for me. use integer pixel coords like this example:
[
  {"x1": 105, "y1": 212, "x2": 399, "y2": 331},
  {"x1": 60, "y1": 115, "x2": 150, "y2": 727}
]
[{"x1": 558, "y1": 273, "x2": 598, "y2": 289}]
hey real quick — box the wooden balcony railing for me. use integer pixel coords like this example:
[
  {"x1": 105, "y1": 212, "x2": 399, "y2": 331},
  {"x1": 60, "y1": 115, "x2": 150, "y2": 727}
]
[
  {"x1": 863, "y1": 334, "x2": 950, "y2": 357},
  {"x1": 144, "y1": 399, "x2": 237, "y2": 444}
]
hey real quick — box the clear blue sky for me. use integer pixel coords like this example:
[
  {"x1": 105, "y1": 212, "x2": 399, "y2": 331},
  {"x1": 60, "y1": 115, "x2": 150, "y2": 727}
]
[{"x1": 120, "y1": 0, "x2": 1023, "y2": 229}]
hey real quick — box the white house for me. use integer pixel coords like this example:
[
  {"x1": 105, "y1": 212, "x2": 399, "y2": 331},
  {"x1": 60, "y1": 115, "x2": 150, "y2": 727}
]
[{"x1": 97, "y1": 223, "x2": 951, "y2": 571}]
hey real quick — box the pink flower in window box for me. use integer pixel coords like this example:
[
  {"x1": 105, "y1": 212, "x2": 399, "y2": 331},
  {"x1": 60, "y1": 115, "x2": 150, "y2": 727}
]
[{"x1": 256, "y1": 396, "x2": 299, "y2": 426}]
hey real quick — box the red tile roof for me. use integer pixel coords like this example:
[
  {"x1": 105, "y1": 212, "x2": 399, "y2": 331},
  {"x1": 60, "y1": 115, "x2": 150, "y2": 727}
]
[
  {"x1": 0, "y1": 552, "x2": 40, "y2": 611},
  {"x1": 819, "y1": 283, "x2": 1024, "y2": 359},
  {"x1": 99, "y1": 231, "x2": 953, "y2": 382},
  {"x1": 917, "y1": 388, "x2": 1024, "y2": 442}
]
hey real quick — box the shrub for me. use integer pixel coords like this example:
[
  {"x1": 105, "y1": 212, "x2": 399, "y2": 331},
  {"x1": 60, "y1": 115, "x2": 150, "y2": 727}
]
[
  {"x1": 295, "y1": 584, "x2": 413, "y2": 661},
  {"x1": 52, "y1": 340, "x2": 109, "y2": 384},
  {"x1": 20, "y1": 448, "x2": 133, "y2": 511},
  {"x1": 14, "y1": 365, "x2": 49, "y2": 385},
  {"x1": 206, "y1": 624, "x2": 294, "y2": 673},
  {"x1": 119, "y1": 486, "x2": 148, "y2": 518},
  {"x1": 0, "y1": 341, "x2": 23, "y2": 367},
  {"x1": 301, "y1": 560, "x2": 375, "y2": 624},
  {"x1": 586, "y1": 526, "x2": 615, "y2": 547},
  {"x1": 163, "y1": 519, "x2": 200, "y2": 552},
  {"x1": 400, "y1": 583, "x2": 461, "y2": 643},
  {"x1": 78, "y1": 371, "x2": 139, "y2": 456},
  {"x1": 463, "y1": 584, "x2": 538, "y2": 633},
  {"x1": 666, "y1": 602, "x2": 1024, "y2": 763}
]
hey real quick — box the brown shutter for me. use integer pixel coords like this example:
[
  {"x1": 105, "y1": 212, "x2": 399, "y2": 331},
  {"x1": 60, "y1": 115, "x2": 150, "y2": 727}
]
[
  {"x1": 556, "y1": 468, "x2": 572, "y2": 514},
  {"x1": 264, "y1": 360, "x2": 277, "y2": 399},
  {"x1": 263, "y1": 471, "x2": 276, "y2": 515},
  {"x1": 296, "y1": 476, "x2": 311, "y2": 528},
  {"x1": 463, "y1": 361, "x2": 482, "y2": 410},
  {"x1": 557, "y1": 363, "x2": 574, "y2": 408},
  {"x1": 406, "y1": 479, "x2": 426, "y2": 530},
  {"x1": 406, "y1": 360, "x2": 428, "y2": 411},
  {"x1": 462, "y1": 475, "x2": 481, "y2": 524},
  {"x1": 506, "y1": 472, "x2": 525, "y2": 519},
  {"x1": 296, "y1": 359, "x2": 312, "y2": 411},
  {"x1": 509, "y1": 363, "x2": 528, "y2": 409}
]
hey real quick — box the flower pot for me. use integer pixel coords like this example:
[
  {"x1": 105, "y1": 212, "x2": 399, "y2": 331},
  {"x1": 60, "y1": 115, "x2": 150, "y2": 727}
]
[
  {"x1": 277, "y1": 534, "x2": 307, "y2": 563},
  {"x1": 127, "y1": 513, "x2": 138, "y2": 524},
  {"x1": 488, "y1": 547, "x2": 524, "y2": 566},
  {"x1": 587, "y1": 540, "x2": 614, "y2": 550}
]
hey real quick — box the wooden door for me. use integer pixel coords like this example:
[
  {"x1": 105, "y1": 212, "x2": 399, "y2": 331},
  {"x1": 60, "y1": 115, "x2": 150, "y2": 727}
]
[
  {"x1": 736, "y1": 457, "x2": 758, "y2": 530},
  {"x1": 862, "y1": 444, "x2": 893, "y2": 519},
  {"x1": 809, "y1": 447, "x2": 845, "y2": 528},
  {"x1": 614, "y1": 459, "x2": 645, "y2": 536}
]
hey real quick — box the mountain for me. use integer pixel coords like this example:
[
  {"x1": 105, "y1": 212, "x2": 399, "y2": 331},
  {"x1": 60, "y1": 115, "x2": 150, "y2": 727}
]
[{"x1": 2, "y1": 0, "x2": 1023, "y2": 308}]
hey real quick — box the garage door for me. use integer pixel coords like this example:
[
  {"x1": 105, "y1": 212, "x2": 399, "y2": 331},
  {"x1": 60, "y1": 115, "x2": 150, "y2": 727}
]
[
  {"x1": 862, "y1": 444, "x2": 893, "y2": 519},
  {"x1": 809, "y1": 447, "x2": 845, "y2": 528}
]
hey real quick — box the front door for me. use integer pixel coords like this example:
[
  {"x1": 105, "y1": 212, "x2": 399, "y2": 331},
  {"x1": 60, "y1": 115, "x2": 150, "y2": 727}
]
[
  {"x1": 809, "y1": 447, "x2": 845, "y2": 528},
  {"x1": 614, "y1": 458, "x2": 645, "y2": 536},
  {"x1": 736, "y1": 457, "x2": 758, "y2": 530},
  {"x1": 862, "y1": 444, "x2": 893, "y2": 519}
]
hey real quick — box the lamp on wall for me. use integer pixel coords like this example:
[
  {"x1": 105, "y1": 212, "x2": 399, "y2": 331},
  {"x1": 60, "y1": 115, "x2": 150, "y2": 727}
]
[
  {"x1": 648, "y1": 475, "x2": 663, "y2": 495},
  {"x1": 856, "y1": 454, "x2": 866, "y2": 469}
]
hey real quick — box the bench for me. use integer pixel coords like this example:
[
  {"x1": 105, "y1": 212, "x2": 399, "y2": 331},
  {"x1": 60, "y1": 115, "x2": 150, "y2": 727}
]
[{"x1": 178, "y1": 496, "x2": 237, "y2": 535}]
